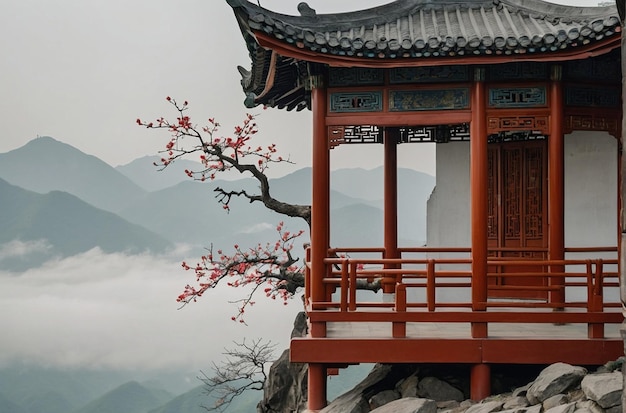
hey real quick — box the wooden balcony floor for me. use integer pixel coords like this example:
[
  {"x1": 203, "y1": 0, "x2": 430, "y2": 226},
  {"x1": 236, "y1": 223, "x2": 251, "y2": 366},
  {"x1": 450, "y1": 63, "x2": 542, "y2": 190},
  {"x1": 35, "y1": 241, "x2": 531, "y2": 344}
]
[
  {"x1": 327, "y1": 321, "x2": 623, "y2": 339},
  {"x1": 291, "y1": 312, "x2": 624, "y2": 366}
]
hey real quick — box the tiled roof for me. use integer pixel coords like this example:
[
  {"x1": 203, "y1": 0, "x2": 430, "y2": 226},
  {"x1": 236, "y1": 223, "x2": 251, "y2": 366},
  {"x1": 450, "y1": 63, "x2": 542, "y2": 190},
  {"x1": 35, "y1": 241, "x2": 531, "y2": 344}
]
[
  {"x1": 226, "y1": 0, "x2": 621, "y2": 109},
  {"x1": 229, "y1": 0, "x2": 619, "y2": 58}
]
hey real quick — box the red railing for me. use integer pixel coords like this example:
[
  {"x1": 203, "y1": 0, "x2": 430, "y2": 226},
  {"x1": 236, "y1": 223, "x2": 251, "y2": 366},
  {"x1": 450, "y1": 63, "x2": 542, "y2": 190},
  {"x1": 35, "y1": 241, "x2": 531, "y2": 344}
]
[{"x1": 303, "y1": 246, "x2": 622, "y2": 339}]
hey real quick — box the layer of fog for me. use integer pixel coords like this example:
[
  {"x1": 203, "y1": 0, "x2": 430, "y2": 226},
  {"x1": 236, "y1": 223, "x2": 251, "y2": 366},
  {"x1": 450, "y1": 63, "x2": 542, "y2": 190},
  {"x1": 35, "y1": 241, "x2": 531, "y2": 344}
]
[{"x1": 0, "y1": 245, "x2": 301, "y2": 373}]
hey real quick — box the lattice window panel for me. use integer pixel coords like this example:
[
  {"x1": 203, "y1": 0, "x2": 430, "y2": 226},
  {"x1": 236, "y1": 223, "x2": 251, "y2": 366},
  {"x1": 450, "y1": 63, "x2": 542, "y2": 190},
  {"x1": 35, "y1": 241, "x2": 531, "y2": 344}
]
[
  {"x1": 488, "y1": 131, "x2": 547, "y2": 144},
  {"x1": 329, "y1": 125, "x2": 383, "y2": 145},
  {"x1": 398, "y1": 124, "x2": 470, "y2": 143},
  {"x1": 329, "y1": 124, "x2": 470, "y2": 146}
]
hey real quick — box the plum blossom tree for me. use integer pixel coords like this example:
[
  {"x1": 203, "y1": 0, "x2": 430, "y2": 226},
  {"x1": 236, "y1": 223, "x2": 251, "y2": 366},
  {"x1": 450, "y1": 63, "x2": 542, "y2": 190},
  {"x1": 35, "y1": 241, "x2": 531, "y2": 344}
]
[
  {"x1": 136, "y1": 97, "x2": 312, "y2": 322},
  {"x1": 137, "y1": 97, "x2": 380, "y2": 322}
]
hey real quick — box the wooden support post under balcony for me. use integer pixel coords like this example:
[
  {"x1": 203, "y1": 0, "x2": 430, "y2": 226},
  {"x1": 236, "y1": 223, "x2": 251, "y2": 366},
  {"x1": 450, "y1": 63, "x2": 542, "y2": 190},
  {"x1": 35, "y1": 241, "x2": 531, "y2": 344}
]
[
  {"x1": 470, "y1": 68, "x2": 488, "y2": 338},
  {"x1": 308, "y1": 363, "x2": 327, "y2": 411},
  {"x1": 549, "y1": 65, "x2": 566, "y2": 306},
  {"x1": 470, "y1": 363, "x2": 491, "y2": 401}
]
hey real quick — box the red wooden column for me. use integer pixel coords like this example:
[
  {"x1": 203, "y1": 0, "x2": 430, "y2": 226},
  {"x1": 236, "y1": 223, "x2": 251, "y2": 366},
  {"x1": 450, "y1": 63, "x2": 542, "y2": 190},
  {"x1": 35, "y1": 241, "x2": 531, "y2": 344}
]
[
  {"x1": 384, "y1": 128, "x2": 400, "y2": 293},
  {"x1": 549, "y1": 65, "x2": 565, "y2": 305},
  {"x1": 308, "y1": 75, "x2": 329, "y2": 411},
  {"x1": 470, "y1": 68, "x2": 488, "y2": 334},
  {"x1": 310, "y1": 74, "x2": 330, "y2": 317},
  {"x1": 470, "y1": 67, "x2": 490, "y2": 401}
]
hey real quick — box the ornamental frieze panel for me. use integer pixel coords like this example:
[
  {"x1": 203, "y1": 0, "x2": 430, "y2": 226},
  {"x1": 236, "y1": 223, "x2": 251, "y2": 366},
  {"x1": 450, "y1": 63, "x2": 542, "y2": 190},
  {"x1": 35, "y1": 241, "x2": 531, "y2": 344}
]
[
  {"x1": 487, "y1": 116, "x2": 549, "y2": 134},
  {"x1": 564, "y1": 51, "x2": 621, "y2": 83},
  {"x1": 564, "y1": 114, "x2": 620, "y2": 137},
  {"x1": 389, "y1": 66, "x2": 469, "y2": 84},
  {"x1": 488, "y1": 87, "x2": 547, "y2": 108},
  {"x1": 389, "y1": 88, "x2": 470, "y2": 111},
  {"x1": 328, "y1": 68, "x2": 384, "y2": 87},
  {"x1": 329, "y1": 91, "x2": 383, "y2": 113},
  {"x1": 565, "y1": 86, "x2": 620, "y2": 108},
  {"x1": 487, "y1": 63, "x2": 549, "y2": 81}
]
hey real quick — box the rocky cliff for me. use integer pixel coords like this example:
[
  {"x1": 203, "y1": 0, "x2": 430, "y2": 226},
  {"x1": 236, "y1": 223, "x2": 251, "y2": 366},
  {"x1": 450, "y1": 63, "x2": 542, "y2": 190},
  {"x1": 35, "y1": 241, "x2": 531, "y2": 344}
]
[{"x1": 257, "y1": 313, "x2": 623, "y2": 413}]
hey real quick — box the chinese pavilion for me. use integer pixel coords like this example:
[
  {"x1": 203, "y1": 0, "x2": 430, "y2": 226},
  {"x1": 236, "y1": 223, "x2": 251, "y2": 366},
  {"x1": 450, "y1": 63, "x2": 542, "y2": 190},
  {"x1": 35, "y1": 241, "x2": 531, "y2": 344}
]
[{"x1": 225, "y1": 0, "x2": 624, "y2": 410}]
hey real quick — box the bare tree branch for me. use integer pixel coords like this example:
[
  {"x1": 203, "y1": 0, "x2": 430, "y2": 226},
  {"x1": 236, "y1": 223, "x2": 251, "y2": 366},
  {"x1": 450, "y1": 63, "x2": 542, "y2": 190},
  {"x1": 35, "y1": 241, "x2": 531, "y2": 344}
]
[{"x1": 199, "y1": 338, "x2": 276, "y2": 412}]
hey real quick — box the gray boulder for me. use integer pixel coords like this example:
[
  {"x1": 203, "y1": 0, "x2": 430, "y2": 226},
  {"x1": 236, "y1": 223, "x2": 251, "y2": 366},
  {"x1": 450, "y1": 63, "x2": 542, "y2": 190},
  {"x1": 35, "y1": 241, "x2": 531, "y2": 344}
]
[
  {"x1": 503, "y1": 396, "x2": 529, "y2": 409},
  {"x1": 575, "y1": 400, "x2": 604, "y2": 413},
  {"x1": 545, "y1": 402, "x2": 577, "y2": 413},
  {"x1": 580, "y1": 372, "x2": 622, "y2": 408},
  {"x1": 543, "y1": 394, "x2": 569, "y2": 410},
  {"x1": 418, "y1": 376, "x2": 464, "y2": 402},
  {"x1": 321, "y1": 364, "x2": 417, "y2": 413},
  {"x1": 527, "y1": 363, "x2": 587, "y2": 404},
  {"x1": 369, "y1": 389, "x2": 400, "y2": 410},
  {"x1": 397, "y1": 373, "x2": 419, "y2": 398},
  {"x1": 370, "y1": 397, "x2": 436, "y2": 413},
  {"x1": 464, "y1": 400, "x2": 504, "y2": 413},
  {"x1": 525, "y1": 405, "x2": 542, "y2": 413}
]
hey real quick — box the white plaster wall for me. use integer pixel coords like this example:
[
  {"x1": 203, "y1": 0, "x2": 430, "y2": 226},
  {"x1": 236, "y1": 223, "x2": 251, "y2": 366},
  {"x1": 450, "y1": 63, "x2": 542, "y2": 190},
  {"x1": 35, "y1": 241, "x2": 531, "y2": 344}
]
[
  {"x1": 426, "y1": 141, "x2": 471, "y2": 247},
  {"x1": 426, "y1": 133, "x2": 618, "y2": 249},
  {"x1": 426, "y1": 133, "x2": 619, "y2": 304},
  {"x1": 564, "y1": 131, "x2": 617, "y2": 248},
  {"x1": 564, "y1": 131, "x2": 618, "y2": 303},
  {"x1": 425, "y1": 142, "x2": 471, "y2": 303}
]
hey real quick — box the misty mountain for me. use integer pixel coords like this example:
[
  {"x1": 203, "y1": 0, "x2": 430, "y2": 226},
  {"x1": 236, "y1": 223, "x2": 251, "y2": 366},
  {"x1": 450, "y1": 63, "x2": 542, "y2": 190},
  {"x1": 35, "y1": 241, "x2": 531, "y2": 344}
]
[
  {"x1": 73, "y1": 381, "x2": 173, "y2": 413},
  {"x1": 22, "y1": 390, "x2": 74, "y2": 413},
  {"x1": 0, "y1": 178, "x2": 170, "y2": 270},
  {"x1": 116, "y1": 156, "x2": 205, "y2": 192},
  {"x1": 0, "y1": 136, "x2": 146, "y2": 212},
  {"x1": 0, "y1": 391, "x2": 28, "y2": 413},
  {"x1": 0, "y1": 136, "x2": 434, "y2": 268},
  {"x1": 116, "y1": 163, "x2": 432, "y2": 248},
  {"x1": 147, "y1": 385, "x2": 259, "y2": 413}
]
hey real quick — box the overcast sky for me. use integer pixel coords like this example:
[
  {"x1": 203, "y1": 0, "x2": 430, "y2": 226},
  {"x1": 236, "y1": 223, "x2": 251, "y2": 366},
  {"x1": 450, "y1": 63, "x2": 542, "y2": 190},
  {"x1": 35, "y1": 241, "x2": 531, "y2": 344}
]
[
  {"x1": 0, "y1": 0, "x2": 610, "y2": 375},
  {"x1": 0, "y1": 0, "x2": 605, "y2": 177}
]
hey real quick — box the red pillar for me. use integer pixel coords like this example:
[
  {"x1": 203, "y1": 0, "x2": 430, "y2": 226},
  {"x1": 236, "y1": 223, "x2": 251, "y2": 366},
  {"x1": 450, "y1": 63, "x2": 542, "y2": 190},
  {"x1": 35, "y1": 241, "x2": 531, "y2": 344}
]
[
  {"x1": 470, "y1": 68, "x2": 488, "y2": 338},
  {"x1": 470, "y1": 363, "x2": 491, "y2": 401},
  {"x1": 549, "y1": 65, "x2": 566, "y2": 305},
  {"x1": 308, "y1": 363, "x2": 327, "y2": 411},
  {"x1": 384, "y1": 129, "x2": 400, "y2": 292},
  {"x1": 308, "y1": 76, "x2": 329, "y2": 412},
  {"x1": 310, "y1": 76, "x2": 330, "y2": 313}
]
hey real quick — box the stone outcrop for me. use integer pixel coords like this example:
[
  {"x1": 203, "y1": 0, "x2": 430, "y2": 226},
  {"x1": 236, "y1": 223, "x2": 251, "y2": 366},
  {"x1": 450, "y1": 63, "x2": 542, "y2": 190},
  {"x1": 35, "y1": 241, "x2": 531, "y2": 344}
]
[
  {"x1": 257, "y1": 312, "x2": 308, "y2": 413},
  {"x1": 259, "y1": 314, "x2": 623, "y2": 413},
  {"x1": 526, "y1": 363, "x2": 587, "y2": 404},
  {"x1": 318, "y1": 360, "x2": 623, "y2": 413}
]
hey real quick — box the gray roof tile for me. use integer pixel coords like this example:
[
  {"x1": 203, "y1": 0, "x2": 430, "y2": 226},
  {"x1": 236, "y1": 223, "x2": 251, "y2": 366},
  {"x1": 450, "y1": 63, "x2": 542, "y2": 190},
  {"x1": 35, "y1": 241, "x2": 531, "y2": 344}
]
[{"x1": 228, "y1": 0, "x2": 619, "y2": 58}]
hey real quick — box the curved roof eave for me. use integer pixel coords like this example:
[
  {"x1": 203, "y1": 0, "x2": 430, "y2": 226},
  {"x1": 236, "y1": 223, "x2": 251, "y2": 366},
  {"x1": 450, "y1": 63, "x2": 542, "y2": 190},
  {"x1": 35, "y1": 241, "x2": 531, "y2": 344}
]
[
  {"x1": 254, "y1": 30, "x2": 620, "y2": 69},
  {"x1": 228, "y1": 0, "x2": 620, "y2": 60},
  {"x1": 226, "y1": 0, "x2": 621, "y2": 109}
]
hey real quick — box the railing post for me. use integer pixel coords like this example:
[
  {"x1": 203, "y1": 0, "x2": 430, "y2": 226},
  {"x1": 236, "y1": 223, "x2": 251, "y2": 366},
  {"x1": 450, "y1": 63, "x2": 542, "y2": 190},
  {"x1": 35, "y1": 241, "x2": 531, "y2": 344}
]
[
  {"x1": 340, "y1": 259, "x2": 348, "y2": 312},
  {"x1": 427, "y1": 259, "x2": 436, "y2": 312},
  {"x1": 305, "y1": 247, "x2": 311, "y2": 307},
  {"x1": 589, "y1": 259, "x2": 605, "y2": 338},
  {"x1": 394, "y1": 283, "x2": 407, "y2": 338},
  {"x1": 349, "y1": 262, "x2": 357, "y2": 312}
]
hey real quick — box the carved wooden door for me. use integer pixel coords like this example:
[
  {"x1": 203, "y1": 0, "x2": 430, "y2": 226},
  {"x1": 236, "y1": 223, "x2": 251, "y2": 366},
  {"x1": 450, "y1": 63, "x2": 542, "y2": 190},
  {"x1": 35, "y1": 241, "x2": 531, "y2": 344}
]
[{"x1": 487, "y1": 141, "x2": 548, "y2": 300}]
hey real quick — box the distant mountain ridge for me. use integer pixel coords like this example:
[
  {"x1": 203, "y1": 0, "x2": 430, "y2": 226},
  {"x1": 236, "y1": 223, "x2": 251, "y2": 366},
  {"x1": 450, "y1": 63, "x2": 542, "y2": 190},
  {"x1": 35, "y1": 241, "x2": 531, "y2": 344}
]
[
  {"x1": 0, "y1": 136, "x2": 146, "y2": 212},
  {"x1": 0, "y1": 136, "x2": 434, "y2": 268},
  {"x1": 0, "y1": 178, "x2": 170, "y2": 270},
  {"x1": 73, "y1": 381, "x2": 173, "y2": 413},
  {"x1": 116, "y1": 156, "x2": 205, "y2": 192}
]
